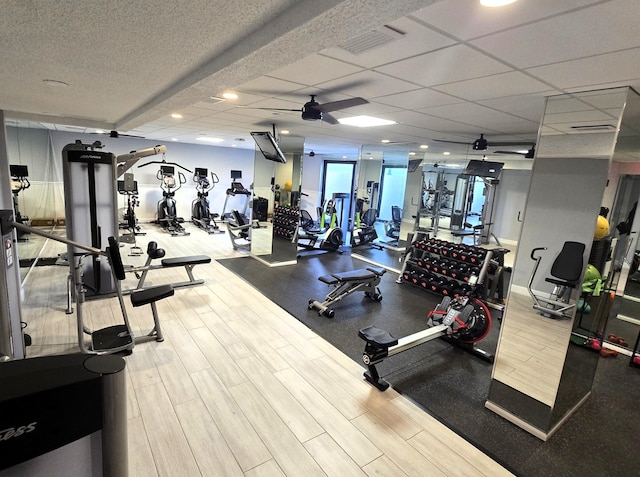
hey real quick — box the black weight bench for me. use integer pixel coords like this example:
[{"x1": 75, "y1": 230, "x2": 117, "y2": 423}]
[
  {"x1": 309, "y1": 267, "x2": 386, "y2": 317},
  {"x1": 124, "y1": 241, "x2": 211, "y2": 293}
]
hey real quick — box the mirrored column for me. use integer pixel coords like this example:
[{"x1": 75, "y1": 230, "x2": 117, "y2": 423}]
[{"x1": 486, "y1": 87, "x2": 631, "y2": 440}]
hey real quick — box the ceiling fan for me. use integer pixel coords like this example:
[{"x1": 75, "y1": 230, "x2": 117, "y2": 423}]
[
  {"x1": 434, "y1": 133, "x2": 535, "y2": 151},
  {"x1": 92, "y1": 130, "x2": 145, "y2": 139},
  {"x1": 244, "y1": 94, "x2": 368, "y2": 124}
]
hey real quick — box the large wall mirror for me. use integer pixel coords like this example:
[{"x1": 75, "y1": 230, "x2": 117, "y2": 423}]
[
  {"x1": 6, "y1": 126, "x2": 66, "y2": 283},
  {"x1": 251, "y1": 134, "x2": 304, "y2": 266},
  {"x1": 598, "y1": 88, "x2": 640, "y2": 359}
]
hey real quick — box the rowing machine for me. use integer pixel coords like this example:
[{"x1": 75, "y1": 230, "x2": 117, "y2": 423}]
[{"x1": 358, "y1": 295, "x2": 492, "y2": 391}]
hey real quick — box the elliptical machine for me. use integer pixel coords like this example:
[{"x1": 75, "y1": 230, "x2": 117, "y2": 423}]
[
  {"x1": 191, "y1": 167, "x2": 223, "y2": 234},
  {"x1": 139, "y1": 160, "x2": 191, "y2": 236}
]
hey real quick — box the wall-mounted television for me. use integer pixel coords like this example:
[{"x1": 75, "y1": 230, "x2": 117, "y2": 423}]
[
  {"x1": 463, "y1": 159, "x2": 504, "y2": 179},
  {"x1": 250, "y1": 131, "x2": 287, "y2": 164}
]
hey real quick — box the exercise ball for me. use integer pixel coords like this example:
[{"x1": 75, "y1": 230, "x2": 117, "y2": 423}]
[
  {"x1": 583, "y1": 264, "x2": 601, "y2": 282},
  {"x1": 284, "y1": 179, "x2": 292, "y2": 191},
  {"x1": 594, "y1": 215, "x2": 609, "y2": 240},
  {"x1": 582, "y1": 264, "x2": 602, "y2": 295}
]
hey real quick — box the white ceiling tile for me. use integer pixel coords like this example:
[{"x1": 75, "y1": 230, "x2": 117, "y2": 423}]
[
  {"x1": 470, "y1": 0, "x2": 640, "y2": 69},
  {"x1": 316, "y1": 70, "x2": 419, "y2": 99},
  {"x1": 236, "y1": 76, "x2": 308, "y2": 95},
  {"x1": 526, "y1": 48, "x2": 640, "y2": 91},
  {"x1": 374, "y1": 88, "x2": 464, "y2": 109},
  {"x1": 432, "y1": 71, "x2": 556, "y2": 101},
  {"x1": 266, "y1": 54, "x2": 364, "y2": 86},
  {"x1": 374, "y1": 44, "x2": 512, "y2": 87},
  {"x1": 477, "y1": 95, "x2": 547, "y2": 122},
  {"x1": 411, "y1": 0, "x2": 604, "y2": 41}
]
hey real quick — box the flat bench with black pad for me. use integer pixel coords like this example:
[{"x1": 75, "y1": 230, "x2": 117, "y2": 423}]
[
  {"x1": 309, "y1": 267, "x2": 386, "y2": 318},
  {"x1": 124, "y1": 241, "x2": 211, "y2": 293}
]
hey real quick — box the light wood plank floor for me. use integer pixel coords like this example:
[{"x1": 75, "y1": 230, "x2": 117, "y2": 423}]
[{"x1": 18, "y1": 222, "x2": 513, "y2": 477}]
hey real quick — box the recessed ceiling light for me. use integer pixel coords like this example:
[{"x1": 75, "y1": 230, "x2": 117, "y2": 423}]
[
  {"x1": 420, "y1": 144, "x2": 429, "y2": 149},
  {"x1": 43, "y1": 79, "x2": 69, "y2": 87},
  {"x1": 480, "y1": 0, "x2": 517, "y2": 6},
  {"x1": 381, "y1": 139, "x2": 390, "y2": 143},
  {"x1": 342, "y1": 156, "x2": 347, "y2": 159},
  {"x1": 280, "y1": 130, "x2": 290, "y2": 135},
  {"x1": 409, "y1": 152, "x2": 416, "y2": 156},
  {"x1": 231, "y1": 144, "x2": 237, "y2": 147},
  {"x1": 222, "y1": 92, "x2": 238, "y2": 100},
  {"x1": 95, "y1": 129, "x2": 104, "y2": 134},
  {"x1": 171, "y1": 138, "x2": 178, "y2": 141},
  {"x1": 338, "y1": 115, "x2": 397, "y2": 127},
  {"x1": 443, "y1": 152, "x2": 451, "y2": 155},
  {"x1": 196, "y1": 137, "x2": 224, "y2": 143},
  {"x1": 171, "y1": 113, "x2": 183, "y2": 119}
]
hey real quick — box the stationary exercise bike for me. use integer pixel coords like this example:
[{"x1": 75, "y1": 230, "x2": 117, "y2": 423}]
[
  {"x1": 191, "y1": 167, "x2": 223, "y2": 234},
  {"x1": 139, "y1": 160, "x2": 192, "y2": 237},
  {"x1": 297, "y1": 199, "x2": 343, "y2": 255},
  {"x1": 528, "y1": 241, "x2": 586, "y2": 319},
  {"x1": 352, "y1": 197, "x2": 378, "y2": 247}
]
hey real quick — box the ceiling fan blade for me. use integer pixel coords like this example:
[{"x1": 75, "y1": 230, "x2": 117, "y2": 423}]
[
  {"x1": 237, "y1": 107, "x2": 302, "y2": 112},
  {"x1": 490, "y1": 140, "x2": 536, "y2": 147},
  {"x1": 321, "y1": 112, "x2": 339, "y2": 125},
  {"x1": 432, "y1": 138, "x2": 473, "y2": 146},
  {"x1": 316, "y1": 97, "x2": 368, "y2": 113},
  {"x1": 90, "y1": 130, "x2": 145, "y2": 139}
]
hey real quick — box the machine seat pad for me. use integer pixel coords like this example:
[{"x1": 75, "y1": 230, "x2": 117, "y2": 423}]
[
  {"x1": 545, "y1": 277, "x2": 576, "y2": 288},
  {"x1": 358, "y1": 326, "x2": 398, "y2": 347},
  {"x1": 131, "y1": 284, "x2": 174, "y2": 307},
  {"x1": 451, "y1": 230, "x2": 476, "y2": 237},
  {"x1": 161, "y1": 255, "x2": 211, "y2": 267},
  {"x1": 332, "y1": 267, "x2": 384, "y2": 282}
]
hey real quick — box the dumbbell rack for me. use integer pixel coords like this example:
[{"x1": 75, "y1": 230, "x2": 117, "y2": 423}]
[
  {"x1": 273, "y1": 205, "x2": 300, "y2": 240},
  {"x1": 398, "y1": 232, "x2": 492, "y2": 300}
]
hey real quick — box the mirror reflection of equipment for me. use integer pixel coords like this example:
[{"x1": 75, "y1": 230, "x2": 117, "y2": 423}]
[
  {"x1": 191, "y1": 167, "x2": 224, "y2": 234},
  {"x1": 138, "y1": 157, "x2": 192, "y2": 237}
]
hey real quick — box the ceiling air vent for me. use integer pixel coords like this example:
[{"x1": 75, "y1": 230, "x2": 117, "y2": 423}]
[
  {"x1": 339, "y1": 25, "x2": 404, "y2": 55},
  {"x1": 570, "y1": 124, "x2": 617, "y2": 131}
]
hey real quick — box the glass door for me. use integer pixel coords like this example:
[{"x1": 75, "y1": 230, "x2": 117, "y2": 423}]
[{"x1": 321, "y1": 161, "x2": 356, "y2": 244}]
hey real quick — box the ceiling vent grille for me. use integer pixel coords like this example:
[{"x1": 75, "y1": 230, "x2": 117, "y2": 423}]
[
  {"x1": 339, "y1": 25, "x2": 404, "y2": 55},
  {"x1": 570, "y1": 124, "x2": 616, "y2": 131}
]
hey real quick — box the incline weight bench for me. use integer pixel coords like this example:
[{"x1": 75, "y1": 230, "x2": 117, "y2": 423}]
[
  {"x1": 124, "y1": 241, "x2": 211, "y2": 293},
  {"x1": 309, "y1": 267, "x2": 386, "y2": 318}
]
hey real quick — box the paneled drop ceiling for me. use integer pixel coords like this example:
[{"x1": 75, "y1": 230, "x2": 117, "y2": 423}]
[{"x1": 2, "y1": 0, "x2": 640, "y2": 165}]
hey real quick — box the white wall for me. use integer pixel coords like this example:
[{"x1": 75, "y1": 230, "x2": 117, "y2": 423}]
[{"x1": 11, "y1": 130, "x2": 255, "y2": 222}]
